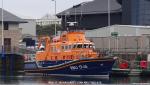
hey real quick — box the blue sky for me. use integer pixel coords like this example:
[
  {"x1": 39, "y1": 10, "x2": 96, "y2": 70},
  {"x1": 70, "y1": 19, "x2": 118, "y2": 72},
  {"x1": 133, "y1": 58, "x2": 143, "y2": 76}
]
[{"x1": 0, "y1": 0, "x2": 93, "y2": 19}]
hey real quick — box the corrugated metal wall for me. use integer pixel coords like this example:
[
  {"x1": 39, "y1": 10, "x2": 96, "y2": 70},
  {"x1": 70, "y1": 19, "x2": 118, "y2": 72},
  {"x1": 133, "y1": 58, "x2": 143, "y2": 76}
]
[{"x1": 86, "y1": 25, "x2": 150, "y2": 52}]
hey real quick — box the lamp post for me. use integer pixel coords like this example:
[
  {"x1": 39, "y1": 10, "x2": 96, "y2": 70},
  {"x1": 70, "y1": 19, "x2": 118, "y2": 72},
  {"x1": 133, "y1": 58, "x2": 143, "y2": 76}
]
[
  {"x1": 147, "y1": 36, "x2": 150, "y2": 52},
  {"x1": 108, "y1": 0, "x2": 111, "y2": 52},
  {"x1": 52, "y1": 0, "x2": 57, "y2": 36},
  {"x1": 135, "y1": 37, "x2": 139, "y2": 54},
  {"x1": 108, "y1": 0, "x2": 110, "y2": 26},
  {"x1": 1, "y1": 0, "x2": 4, "y2": 57},
  {"x1": 1, "y1": 0, "x2": 6, "y2": 76}
]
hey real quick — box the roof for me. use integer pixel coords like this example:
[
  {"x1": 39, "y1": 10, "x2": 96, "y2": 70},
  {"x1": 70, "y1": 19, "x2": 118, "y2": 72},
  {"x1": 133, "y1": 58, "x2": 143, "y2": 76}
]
[
  {"x1": 85, "y1": 25, "x2": 150, "y2": 37},
  {"x1": 0, "y1": 8, "x2": 27, "y2": 23},
  {"x1": 41, "y1": 14, "x2": 59, "y2": 20},
  {"x1": 57, "y1": 0, "x2": 122, "y2": 16}
]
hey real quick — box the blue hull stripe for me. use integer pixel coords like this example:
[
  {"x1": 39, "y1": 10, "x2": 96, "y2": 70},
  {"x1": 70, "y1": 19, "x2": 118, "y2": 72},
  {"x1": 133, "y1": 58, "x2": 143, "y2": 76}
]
[
  {"x1": 25, "y1": 58, "x2": 115, "y2": 75},
  {"x1": 25, "y1": 58, "x2": 114, "y2": 71}
]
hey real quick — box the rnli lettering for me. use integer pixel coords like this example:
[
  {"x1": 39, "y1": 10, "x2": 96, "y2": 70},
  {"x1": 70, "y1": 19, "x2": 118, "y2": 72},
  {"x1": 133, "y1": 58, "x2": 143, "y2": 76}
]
[{"x1": 70, "y1": 65, "x2": 88, "y2": 70}]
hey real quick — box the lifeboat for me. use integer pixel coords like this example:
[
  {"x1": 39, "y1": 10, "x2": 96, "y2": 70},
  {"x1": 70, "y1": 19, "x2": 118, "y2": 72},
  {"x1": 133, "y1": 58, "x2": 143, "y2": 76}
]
[{"x1": 24, "y1": 31, "x2": 116, "y2": 77}]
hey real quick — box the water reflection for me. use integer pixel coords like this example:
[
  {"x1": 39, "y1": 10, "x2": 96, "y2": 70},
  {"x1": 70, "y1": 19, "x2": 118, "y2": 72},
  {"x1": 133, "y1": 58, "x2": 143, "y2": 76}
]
[
  {"x1": 0, "y1": 75, "x2": 109, "y2": 84},
  {"x1": 0, "y1": 76, "x2": 19, "y2": 84},
  {"x1": 110, "y1": 76, "x2": 150, "y2": 84},
  {"x1": 0, "y1": 75, "x2": 150, "y2": 84},
  {"x1": 21, "y1": 76, "x2": 109, "y2": 84}
]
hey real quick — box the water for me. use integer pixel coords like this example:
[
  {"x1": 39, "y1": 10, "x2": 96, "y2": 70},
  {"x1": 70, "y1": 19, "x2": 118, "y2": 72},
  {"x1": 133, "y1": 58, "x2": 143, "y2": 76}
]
[{"x1": 0, "y1": 75, "x2": 150, "y2": 85}]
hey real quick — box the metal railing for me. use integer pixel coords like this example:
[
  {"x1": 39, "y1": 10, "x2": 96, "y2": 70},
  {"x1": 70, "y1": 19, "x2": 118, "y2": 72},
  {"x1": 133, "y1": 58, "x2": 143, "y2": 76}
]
[
  {"x1": 113, "y1": 59, "x2": 150, "y2": 71},
  {"x1": 0, "y1": 46, "x2": 36, "y2": 55}
]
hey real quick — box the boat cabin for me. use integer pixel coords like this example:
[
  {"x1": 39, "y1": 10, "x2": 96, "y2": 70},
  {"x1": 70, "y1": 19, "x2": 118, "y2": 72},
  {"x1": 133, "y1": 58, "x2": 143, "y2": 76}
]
[{"x1": 35, "y1": 31, "x2": 97, "y2": 61}]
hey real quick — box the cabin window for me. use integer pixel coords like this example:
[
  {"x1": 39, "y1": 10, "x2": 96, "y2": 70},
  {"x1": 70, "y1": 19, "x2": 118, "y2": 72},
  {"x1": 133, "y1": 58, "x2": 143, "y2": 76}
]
[
  {"x1": 65, "y1": 45, "x2": 68, "y2": 50},
  {"x1": 83, "y1": 44, "x2": 89, "y2": 48},
  {"x1": 73, "y1": 44, "x2": 76, "y2": 48},
  {"x1": 89, "y1": 44, "x2": 93, "y2": 48},
  {"x1": 69, "y1": 45, "x2": 72, "y2": 49},
  {"x1": 77, "y1": 44, "x2": 82, "y2": 48},
  {"x1": 89, "y1": 44, "x2": 95, "y2": 49},
  {"x1": 61, "y1": 46, "x2": 64, "y2": 50},
  {"x1": 62, "y1": 45, "x2": 69, "y2": 50},
  {"x1": 61, "y1": 46, "x2": 65, "y2": 50}
]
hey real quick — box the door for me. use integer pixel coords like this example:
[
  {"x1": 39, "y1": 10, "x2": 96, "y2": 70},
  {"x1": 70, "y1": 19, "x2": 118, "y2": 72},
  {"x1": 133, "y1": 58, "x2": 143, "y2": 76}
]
[{"x1": 4, "y1": 38, "x2": 11, "y2": 53}]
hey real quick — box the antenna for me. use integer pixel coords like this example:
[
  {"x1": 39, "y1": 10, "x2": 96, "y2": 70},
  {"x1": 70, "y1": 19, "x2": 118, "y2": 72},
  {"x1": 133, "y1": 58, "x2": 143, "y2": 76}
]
[
  {"x1": 73, "y1": 1, "x2": 78, "y2": 30},
  {"x1": 52, "y1": 0, "x2": 57, "y2": 36},
  {"x1": 80, "y1": 3, "x2": 84, "y2": 30},
  {"x1": 74, "y1": 6, "x2": 77, "y2": 31},
  {"x1": 65, "y1": 13, "x2": 66, "y2": 29},
  {"x1": 65, "y1": 11, "x2": 69, "y2": 30}
]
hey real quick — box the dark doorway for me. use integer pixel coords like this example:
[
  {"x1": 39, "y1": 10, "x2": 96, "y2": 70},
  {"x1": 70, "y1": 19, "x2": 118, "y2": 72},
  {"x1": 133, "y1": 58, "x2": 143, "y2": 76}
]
[{"x1": 4, "y1": 38, "x2": 11, "y2": 53}]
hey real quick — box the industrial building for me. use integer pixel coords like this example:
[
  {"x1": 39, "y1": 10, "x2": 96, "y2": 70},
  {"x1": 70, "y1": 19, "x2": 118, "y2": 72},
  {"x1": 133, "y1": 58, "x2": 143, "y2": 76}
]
[
  {"x1": 57, "y1": 0, "x2": 122, "y2": 30},
  {"x1": 19, "y1": 19, "x2": 36, "y2": 37},
  {"x1": 85, "y1": 25, "x2": 150, "y2": 52},
  {"x1": 57, "y1": 0, "x2": 150, "y2": 30},
  {"x1": 122, "y1": 0, "x2": 150, "y2": 25},
  {"x1": 36, "y1": 14, "x2": 61, "y2": 26}
]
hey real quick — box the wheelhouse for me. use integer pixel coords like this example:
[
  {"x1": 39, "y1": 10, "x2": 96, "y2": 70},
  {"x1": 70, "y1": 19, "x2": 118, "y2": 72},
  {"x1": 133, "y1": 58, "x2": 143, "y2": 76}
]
[{"x1": 35, "y1": 32, "x2": 98, "y2": 61}]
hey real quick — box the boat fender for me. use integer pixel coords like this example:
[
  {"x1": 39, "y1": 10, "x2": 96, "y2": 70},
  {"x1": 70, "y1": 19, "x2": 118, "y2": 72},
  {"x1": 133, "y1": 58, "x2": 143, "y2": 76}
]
[
  {"x1": 119, "y1": 62, "x2": 128, "y2": 69},
  {"x1": 140, "y1": 60, "x2": 147, "y2": 69},
  {"x1": 55, "y1": 56, "x2": 57, "y2": 60},
  {"x1": 63, "y1": 56, "x2": 65, "y2": 60},
  {"x1": 23, "y1": 54, "x2": 28, "y2": 61},
  {"x1": 70, "y1": 55, "x2": 73, "y2": 60},
  {"x1": 113, "y1": 57, "x2": 118, "y2": 60}
]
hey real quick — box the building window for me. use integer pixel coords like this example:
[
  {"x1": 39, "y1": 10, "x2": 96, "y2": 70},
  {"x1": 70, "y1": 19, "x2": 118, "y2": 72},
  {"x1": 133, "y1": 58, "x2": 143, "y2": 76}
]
[{"x1": 4, "y1": 22, "x2": 9, "y2": 30}]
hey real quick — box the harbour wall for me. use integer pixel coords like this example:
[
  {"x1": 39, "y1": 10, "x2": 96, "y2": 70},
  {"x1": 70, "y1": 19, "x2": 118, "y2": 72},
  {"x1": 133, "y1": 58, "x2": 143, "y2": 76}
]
[{"x1": 0, "y1": 54, "x2": 24, "y2": 76}]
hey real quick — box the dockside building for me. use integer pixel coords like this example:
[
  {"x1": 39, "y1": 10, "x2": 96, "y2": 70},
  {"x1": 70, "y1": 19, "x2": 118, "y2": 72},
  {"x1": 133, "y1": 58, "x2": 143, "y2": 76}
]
[
  {"x1": 0, "y1": 8, "x2": 27, "y2": 53},
  {"x1": 57, "y1": 0, "x2": 150, "y2": 30},
  {"x1": 85, "y1": 25, "x2": 150, "y2": 52}
]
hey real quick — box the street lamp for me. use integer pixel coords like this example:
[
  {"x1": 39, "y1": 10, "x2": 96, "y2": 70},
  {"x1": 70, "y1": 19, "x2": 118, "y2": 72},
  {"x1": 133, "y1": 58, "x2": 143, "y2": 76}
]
[
  {"x1": 135, "y1": 37, "x2": 139, "y2": 54},
  {"x1": 108, "y1": 0, "x2": 110, "y2": 26},
  {"x1": 146, "y1": 36, "x2": 150, "y2": 52},
  {"x1": 52, "y1": 0, "x2": 57, "y2": 36},
  {"x1": 1, "y1": 0, "x2": 4, "y2": 57},
  {"x1": 108, "y1": 0, "x2": 111, "y2": 52}
]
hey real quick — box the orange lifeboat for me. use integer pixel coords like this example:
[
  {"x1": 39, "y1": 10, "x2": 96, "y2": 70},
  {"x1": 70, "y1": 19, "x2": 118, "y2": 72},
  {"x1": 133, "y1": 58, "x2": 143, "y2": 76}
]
[{"x1": 24, "y1": 31, "x2": 116, "y2": 76}]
